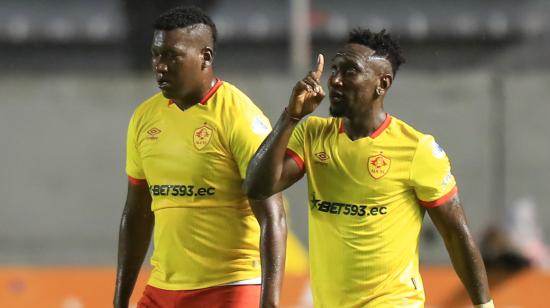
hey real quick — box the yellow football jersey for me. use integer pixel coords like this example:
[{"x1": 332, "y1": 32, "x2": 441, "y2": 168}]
[
  {"x1": 126, "y1": 80, "x2": 272, "y2": 290},
  {"x1": 287, "y1": 114, "x2": 457, "y2": 307}
]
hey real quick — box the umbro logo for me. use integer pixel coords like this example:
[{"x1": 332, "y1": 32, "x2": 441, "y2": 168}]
[
  {"x1": 147, "y1": 127, "x2": 161, "y2": 139},
  {"x1": 314, "y1": 151, "x2": 330, "y2": 166},
  {"x1": 315, "y1": 152, "x2": 329, "y2": 161}
]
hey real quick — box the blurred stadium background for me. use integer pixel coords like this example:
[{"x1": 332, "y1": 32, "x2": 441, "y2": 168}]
[{"x1": 1, "y1": 0, "x2": 550, "y2": 307}]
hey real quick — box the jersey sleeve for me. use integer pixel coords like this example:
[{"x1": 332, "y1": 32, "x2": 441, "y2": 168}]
[
  {"x1": 410, "y1": 135, "x2": 457, "y2": 208},
  {"x1": 125, "y1": 111, "x2": 146, "y2": 180},
  {"x1": 286, "y1": 119, "x2": 307, "y2": 172},
  {"x1": 228, "y1": 107, "x2": 272, "y2": 180}
]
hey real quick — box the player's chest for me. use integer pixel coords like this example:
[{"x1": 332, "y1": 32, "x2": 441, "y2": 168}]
[
  {"x1": 306, "y1": 137, "x2": 414, "y2": 191},
  {"x1": 136, "y1": 114, "x2": 227, "y2": 162}
]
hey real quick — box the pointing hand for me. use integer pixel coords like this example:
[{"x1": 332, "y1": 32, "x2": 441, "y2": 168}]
[{"x1": 286, "y1": 54, "x2": 326, "y2": 119}]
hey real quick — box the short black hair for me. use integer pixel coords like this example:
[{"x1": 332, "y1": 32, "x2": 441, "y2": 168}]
[
  {"x1": 153, "y1": 6, "x2": 217, "y2": 46},
  {"x1": 347, "y1": 28, "x2": 405, "y2": 76}
]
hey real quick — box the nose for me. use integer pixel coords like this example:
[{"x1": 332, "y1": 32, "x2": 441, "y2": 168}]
[
  {"x1": 329, "y1": 71, "x2": 343, "y2": 89},
  {"x1": 153, "y1": 59, "x2": 168, "y2": 73}
]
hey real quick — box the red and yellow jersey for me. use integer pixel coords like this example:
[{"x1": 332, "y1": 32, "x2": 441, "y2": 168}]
[
  {"x1": 287, "y1": 114, "x2": 457, "y2": 307},
  {"x1": 126, "y1": 80, "x2": 272, "y2": 290}
]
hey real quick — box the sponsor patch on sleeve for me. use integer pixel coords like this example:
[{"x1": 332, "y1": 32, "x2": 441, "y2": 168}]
[
  {"x1": 252, "y1": 116, "x2": 270, "y2": 135},
  {"x1": 441, "y1": 172, "x2": 453, "y2": 188},
  {"x1": 432, "y1": 140, "x2": 446, "y2": 159}
]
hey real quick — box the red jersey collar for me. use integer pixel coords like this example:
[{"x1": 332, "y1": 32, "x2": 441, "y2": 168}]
[
  {"x1": 168, "y1": 78, "x2": 223, "y2": 106},
  {"x1": 339, "y1": 113, "x2": 392, "y2": 139}
]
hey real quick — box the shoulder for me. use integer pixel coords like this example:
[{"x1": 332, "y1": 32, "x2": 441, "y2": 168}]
[
  {"x1": 216, "y1": 81, "x2": 270, "y2": 128},
  {"x1": 303, "y1": 116, "x2": 337, "y2": 128},
  {"x1": 131, "y1": 92, "x2": 167, "y2": 120},
  {"x1": 301, "y1": 116, "x2": 339, "y2": 136},
  {"x1": 390, "y1": 116, "x2": 446, "y2": 161},
  {"x1": 388, "y1": 115, "x2": 429, "y2": 145},
  {"x1": 214, "y1": 81, "x2": 271, "y2": 136},
  {"x1": 216, "y1": 81, "x2": 261, "y2": 114}
]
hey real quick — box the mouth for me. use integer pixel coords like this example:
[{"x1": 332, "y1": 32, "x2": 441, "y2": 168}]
[
  {"x1": 157, "y1": 81, "x2": 171, "y2": 90},
  {"x1": 329, "y1": 91, "x2": 345, "y2": 103}
]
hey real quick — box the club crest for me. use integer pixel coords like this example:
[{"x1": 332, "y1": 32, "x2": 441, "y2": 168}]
[
  {"x1": 193, "y1": 123, "x2": 213, "y2": 150},
  {"x1": 368, "y1": 153, "x2": 391, "y2": 179}
]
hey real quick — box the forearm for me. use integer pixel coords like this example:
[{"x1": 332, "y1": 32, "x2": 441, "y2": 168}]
[
  {"x1": 245, "y1": 110, "x2": 300, "y2": 199},
  {"x1": 114, "y1": 209, "x2": 154, "y2": 307},
  {"x1": 443, "y1": 230, "x2": 491, "y2": 305},
  {"x1": 428, "y1": 197, "x2": 492, "y2": 305},
  {"x1": 258, "y1": 208, "x2": 287, "y2": 308}
]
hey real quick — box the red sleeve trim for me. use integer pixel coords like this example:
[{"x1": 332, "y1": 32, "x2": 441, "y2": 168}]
[
  {"x1": 285, "y1": 149, "x2": 305, "y2": 172},
  {"x1": 419, "y1": 186, "x2": 458, "y2": 208},
  {"x1": 199, "y1": 79, "x2": 223, "y2": 105},
  {"x1": 128, "y1": 175, "x2": 147, "y2": 186}
]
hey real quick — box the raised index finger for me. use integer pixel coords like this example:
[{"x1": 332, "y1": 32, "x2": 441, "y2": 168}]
[{"x1": 311, "y1": 54, "x2": 324, "y2": 82}]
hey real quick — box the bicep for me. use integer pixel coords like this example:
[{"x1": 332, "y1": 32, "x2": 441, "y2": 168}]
[
  {"x1": 274, "y1": 155, "x2": 305, "y2": 193},
  {"x1": 427, "y1": 194, "x2": 470, "y2": 240}
]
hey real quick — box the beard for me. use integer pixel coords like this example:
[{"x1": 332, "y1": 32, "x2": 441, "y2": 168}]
[{"x1": 329, "y1": 104, "x2": 346, "y2": 117}]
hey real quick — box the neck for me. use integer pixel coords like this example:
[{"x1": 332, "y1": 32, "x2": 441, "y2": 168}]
[
  {"x1": 343, "y1": 100, "x2": 386, "y2": 140},
  {"x1": 172, "y1": 74, "x2": 216, "y2": 110}
]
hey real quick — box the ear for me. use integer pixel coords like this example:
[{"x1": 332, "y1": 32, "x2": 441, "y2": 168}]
[
  {"x1": 201, "y1": 47, "x2": 214, "y2": 70},
  {"x1": 379, "y1": 74, "x2": 393, "y2": 91}
]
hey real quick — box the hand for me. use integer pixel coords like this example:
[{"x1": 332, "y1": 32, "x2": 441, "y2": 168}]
[{"x1": 287, "y1": 54, "x2": 325, "y2": 118}]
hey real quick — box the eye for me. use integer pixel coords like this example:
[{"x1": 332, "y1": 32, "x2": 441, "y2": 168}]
[{"x1": 345, "y1": 67, "x2": 358, "y2": 75}]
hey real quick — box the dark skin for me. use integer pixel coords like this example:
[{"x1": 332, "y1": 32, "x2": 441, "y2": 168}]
[
  {"x1": 114, "y1": 26, "x2": 286, "y2": 308},
  {"x1": 249, "y1": 196, "x2": 287, "y2": 308},
  {"x1": 114, "y1": 183, "x2": 153, "y2": 308},
  {"x1": 244, "y1": 44, "x2": 492, "y2": 305},
  {"x1": 151, "y1": 25, "x2": 215, "y2": 110}
]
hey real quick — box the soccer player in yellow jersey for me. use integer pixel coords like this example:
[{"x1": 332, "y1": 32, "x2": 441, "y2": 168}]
[
  {"x1": 114, "y1": 6, "x2": 287, "y2": 308},
  {"x1": 245, "y1": 29, "x2": 494, "y2": 307}
]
